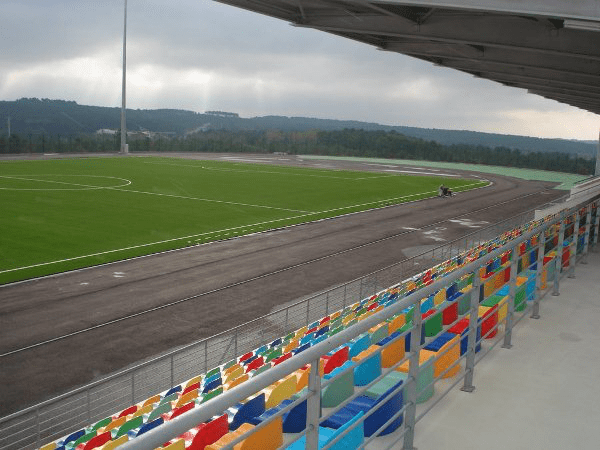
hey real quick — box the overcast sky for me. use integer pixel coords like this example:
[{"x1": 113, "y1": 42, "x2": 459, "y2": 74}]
[{"x1": 1, "y1": 0, "x2": 598, "y2": 140}]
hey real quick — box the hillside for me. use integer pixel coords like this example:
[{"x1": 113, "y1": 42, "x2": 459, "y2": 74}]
[{"x1": 0, "y1": 98, "x2": 595, "y2": 157}]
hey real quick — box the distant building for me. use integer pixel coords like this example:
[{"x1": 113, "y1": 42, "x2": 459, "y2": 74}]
[
  {"x1": 96, "y1": 129, "x2": 117, "y2": 135},
  {"x1": 204, "y1": 111, "x2": 239, "y2": 118}
]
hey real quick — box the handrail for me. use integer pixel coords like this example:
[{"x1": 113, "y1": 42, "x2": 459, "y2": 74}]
[{"x1": 119, "y1": 215, "x2": 555, "y2": 449}]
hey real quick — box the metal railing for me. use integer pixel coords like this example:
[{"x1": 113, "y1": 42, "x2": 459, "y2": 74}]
[
  {"x1": 0, "y1": 187, "x2": 598, "y2": 449},
  {"x1": 118, "y1": 195, "x2": 600, "y2": 449}
]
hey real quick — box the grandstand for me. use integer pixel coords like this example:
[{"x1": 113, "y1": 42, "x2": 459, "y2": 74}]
[{"x1": 1, "y1": 174, "x2": 598, "y2": 450}]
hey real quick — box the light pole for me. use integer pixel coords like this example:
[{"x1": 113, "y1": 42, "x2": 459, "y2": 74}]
[{"x1": 120, "y1": 0, "x2": 128, "y2": 154}]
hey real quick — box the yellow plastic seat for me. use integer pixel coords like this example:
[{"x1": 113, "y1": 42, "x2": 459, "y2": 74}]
[
  {"x1": 39, "y1": 443, "x2": 56, "y2": 450},
  {"x1": 185, "y1": 375, "x2": 203, "y2": 388},
  {"x1": 224, "y1": 365, "x2": 244, "y2": 384},
  {"x1": 175, "y1": 389, "x2": 198, "y2": 408},
  {"x1": 225, "y1": 373, "x2": 248, "y2": 391},
  {"x1": 381, "y1": 335, "x2": 405, "y2": 368},
  {"x1": 131, "y1": 403, "x2": 153, "y2": 419},
  {"x1": 206, "y1": 417, "x2": 283, "y2": 450},
  {"x1": 99, "y1": 435, "x2": 128, "y2": 450},
  {"x1": 283, "y1": 339, "x2": 299, "y2": 354},
  {"x1": 156, "y1": 438, "x2": 185, "y2": 450},
  {"x1": 432, "y1": 335, "x2": 461, "y2": 379},
  {"x1": 98, "y1": 416, "x2": 126, "y2": 434},
  {"x1": 434, "y1": 289, "x2": 446, "y2": 306},
  {"x1": 263, "y1": 374, "x2": 297, "y2": 409},
  {"x1": 224, "y1": 363, "x2": 242, "y2": 377},
  {"x1": 142, "y1": 394, "x2": 161, "y2": 407},
  {"x1": 387, "y1": 314, "x2": 406, "y2": 334}
]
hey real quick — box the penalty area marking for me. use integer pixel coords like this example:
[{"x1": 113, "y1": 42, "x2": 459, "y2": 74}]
[
  {"x1": 0, "y1": 174, "x2": 132, "y2": 190},
  {"x1": 0, "y1": 180, "x2": 489, "y2": 277}
]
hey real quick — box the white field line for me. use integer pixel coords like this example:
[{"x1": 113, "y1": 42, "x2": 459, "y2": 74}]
[
  {"x1": 0, "y1": 180, "x2": 488, "y2": 275},
  {"x1": 143, "y1": 161, "x2": 386, "y2": 181},
  {"x1": 0, "y1": 174, "x2": 132, "y2": 190},
  {"x1": 106, "y1": 187, "x2": 308, "y2": 213}
]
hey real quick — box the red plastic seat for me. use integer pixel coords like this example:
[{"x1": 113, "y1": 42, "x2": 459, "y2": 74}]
[
  {"x1": 245, "y1": 356, "x2": 264, "y2": 373},
  {"x1": 117, "y1": 405, "x2": 137, "y2": 418},
  {"x1": 322, "y1": 346, "x2": 349, "y2": 375},
  {"x1": 442, "y1": 301, "x2": 458, "y2": 326},
  {"x1": 188, "y1": 414, "x2": 229, "y2": 450},
  {"x1": 82, "y1": 431, "x2": 111, "y2": 450},
  {"x1": 182, "y1": 382, "x2": 200, "y2": 396}
]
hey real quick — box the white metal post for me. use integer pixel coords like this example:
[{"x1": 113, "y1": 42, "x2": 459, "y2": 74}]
[
  {"x1": 553, "y1": 215, "x2": 566, "y2": 296},
  {"x1": 403, "y1": 305, "x2": 422, "y2": 450},
  {"x1": 582, "y1": 206, "x2": 592, "y2": 264},
  {"x1": 462, "y1": 269, "x2": 481, "y2": 392},
  {"x1": 503, "y1": 244, "x2": 518, "y2": 348},
  {"x1": 531, "y1": 231, "x2": 546, "y2": 319},
  {"x1": 568, "y1": 210, "x2": 579, "y2": 278},
  {"x1": 306, "y1": 359, "x2": 321, "y2": 449}
]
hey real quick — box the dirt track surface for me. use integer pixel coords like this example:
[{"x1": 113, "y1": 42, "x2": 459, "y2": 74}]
[{"x1": 0, "y1": 153, "x2": 566, "y2": 416}]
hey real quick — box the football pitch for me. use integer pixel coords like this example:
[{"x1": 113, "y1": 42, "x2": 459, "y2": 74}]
[{"x1": 0, "y1": 156, "x2": 488, "y2": 284}]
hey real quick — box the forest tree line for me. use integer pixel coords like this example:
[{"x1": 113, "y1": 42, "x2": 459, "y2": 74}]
[{"x1": 0, "y1": 128, "x2": 595, "y2": 175}]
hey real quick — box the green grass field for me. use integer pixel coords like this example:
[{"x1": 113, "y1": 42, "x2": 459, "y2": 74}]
[{"x1": 0, "y1": 156, "x2": 488, "y2": 284}]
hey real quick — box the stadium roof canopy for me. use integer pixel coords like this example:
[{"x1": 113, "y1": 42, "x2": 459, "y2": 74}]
[{"x1": 215, "y1": 0, "x2": 600, "y2": 115}]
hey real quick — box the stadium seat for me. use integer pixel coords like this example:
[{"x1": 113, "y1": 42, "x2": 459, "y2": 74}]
[
  {"x1": 97, "y1": 417, "x2": 125, "y2": 435},
  {"x1": 113, "y1": 416, "x2": 143, "y2": 439},
  {"x1": 90, "y1": 417, "x2": 111, "y2": 432},
  {"x1": 348, "y1": 333, "x2": 371, "y2": 358},
  {"x1": 321, "y1": 379, "x2": 403, "y2": 437},
  {"x1": 206, "y1": 418, "x2": 283, "y2": 450},
  {"x1": 158, "y1": 439, "x2": 184, "y2": 450},
  {"x1": 227, "y1": 393, "x2": 265, "y2": 431},
  {"x1": 352, "y1": 345, "x2": 382, "y2": 386},
  {"x1": 377, "y1": 331, "x2": 405, "y2": 368},
  {"x1": 60, "y1": 429, "x2": 86, "y2": 447},
  {"x1": 423, "y1": 333, "x2": 461, "y2": 378},
  {"x1": 147, "y1": 401, "x2": 172, "y2": 422},
  {"x1": 169, "y1": 401, "x2": 195, "y2": 421},
  {"x1": 321, "y1": 361, "x2": 354, "y2": 408},
  {"x1": 81, "y1": 431, "x2": 110, "y2": 450},
  {"x1": 184, "y1": 414, "x2": 229, "y2": 450},
  {"x1": 248, "y1": 394, "x2": 307, "y2": 433},
  {"x1": 182, "y1": 382, "x2": 200, "y2": 396},
  {"x1": 164, "y1": 385, "x2": 182, "y2": 397},
  {"x1": 142, "y1": 394, "x2": 161, "y2": 407},
  {"x1": 175, "y1": 389, "x2": 198, "y2": 408},
  {"x1": 364, "y1": 370, "x2": 405, "y2": 399},
  {"x1": 132, "y1": 417, "x2": 163, "y2": 438},
  {"x1": 263, "y1": 374, "x2": 297, "y2": 409},
  {"x1": 98, "y1": 435, "x2": 128, "y2": 450},
  {"x1": 286, "y1": 411, "x2": 364, "y2": 450},
  {"x1": 395, "y1": 352, "x2": 435, "y2": 403},
  {"x1": 368, "y1": 323, "x2": 389, "y2": 345},
  {"x1": 225, "y1": 373, "x2": 248, "y2": 391},
  {"x1": 321, "y1": 346, "x2": 349, "y2": 375}
]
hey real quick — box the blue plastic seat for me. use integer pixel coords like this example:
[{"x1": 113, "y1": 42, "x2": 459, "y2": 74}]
[
  {"x1": 227, "y1": 393, "x2": 265, "y2": 431},
  {"x1": 164, "y1": 385, "x2": 182, "y2": 397},
  {"x1": 248, "y1": 396, "x2": 307, "y2": 433},
  {"x1": 348, "y1": 334, "x2": 370, "y2": 358},
  {"x1": 202, "y1": 378, "x2": 222, "y2": 394},
  {"x1": 321, "y1": 380, "x2": 403, "y2": 437},
  {"x1": 286, "y1": 411, "x2": 365, "y2": 450}
]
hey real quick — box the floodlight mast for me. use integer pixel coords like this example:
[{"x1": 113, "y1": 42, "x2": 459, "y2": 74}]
[{"x1": 120, "y1": 0, "x2": 128, "y2": 154}]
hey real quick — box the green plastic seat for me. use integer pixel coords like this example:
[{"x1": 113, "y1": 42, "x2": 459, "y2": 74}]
[
  {"x1": 91, "y1": 417, "x2": 111, "y2": 432},
  {"x1": 364, "y1": 371, "x2": 405, "y2": 399},
  {"x1": 114, "y1": 416, "x2": 143, "y2": 439},
  {"x1": 147, "y1": 401, "x2": 172, "y2": 422},
  {"x1": 201, "y1": 386, "x2": 223, "y2": 403},
  {"x1": 206, "y1": 367, "x2": 221, "y2": 378}
]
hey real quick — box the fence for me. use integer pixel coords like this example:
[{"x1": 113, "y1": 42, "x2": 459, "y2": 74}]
[
  {"x1": 118, "y1": 193, "x2": 600, "y2": 449},
  {"x1": 0, "y1": 186, "x2": 598, "y2": 449}
]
